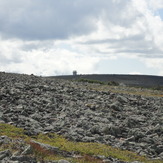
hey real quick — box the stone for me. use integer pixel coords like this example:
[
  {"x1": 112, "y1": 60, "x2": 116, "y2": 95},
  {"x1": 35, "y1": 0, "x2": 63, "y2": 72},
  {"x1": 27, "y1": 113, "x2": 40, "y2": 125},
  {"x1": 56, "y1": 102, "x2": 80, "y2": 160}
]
[
  {"x1": 102, "y1": 124, "x2": 122, "y2": 137},
  {"x1": 21, "y1": 145, "x2": 32, "y2": 155},
  {"x1": 90, "y1": 125, "x2": 101, "y2": 134},
  {"x1": 0, "y1": 150, "x2": 12, "y2": 160},
  {"x1": 159, "y1": 152, "x2": 163, "y2": 158},
  {"x1": 58, "y1": 160, "x2": 70, "y2": 163},
  {"x1": 0, "y1": 136, "x2": 12, "y2": 145},
  {"x1": 110, "y1": 101, "x2": 121, "y2": 111},
  {"x1": 30, "y1": 140, "x2": 59, "y2": 153},
  {"x1": 154, "y1": 145, "x2": 163, "y2": 154},
  {"x1": 0, "y1": 111, "x2": 3, "y2": 120},
  {"x1": 117, "y1": 95, "x2": 128, "y2": 103},
  {"x1": 83, "y1": 136, "x2": 95, "y2": 142},
  {"x1": 11, "y1": 156, "x2": 37, "y2": 162}
]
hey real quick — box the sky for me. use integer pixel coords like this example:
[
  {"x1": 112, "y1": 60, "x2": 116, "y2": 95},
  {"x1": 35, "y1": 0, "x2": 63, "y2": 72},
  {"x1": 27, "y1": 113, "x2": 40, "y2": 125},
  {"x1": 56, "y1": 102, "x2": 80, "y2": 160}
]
[{"x1": 0, "y1": 0, "x2": 163, "y2": 76}]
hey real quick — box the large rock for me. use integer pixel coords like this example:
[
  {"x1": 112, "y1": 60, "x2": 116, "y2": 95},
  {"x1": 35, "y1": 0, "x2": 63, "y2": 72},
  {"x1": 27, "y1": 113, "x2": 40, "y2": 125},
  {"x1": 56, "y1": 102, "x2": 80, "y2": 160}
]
[{"x1": 0, "y1": 150, "x2": 12, "y2": 160}]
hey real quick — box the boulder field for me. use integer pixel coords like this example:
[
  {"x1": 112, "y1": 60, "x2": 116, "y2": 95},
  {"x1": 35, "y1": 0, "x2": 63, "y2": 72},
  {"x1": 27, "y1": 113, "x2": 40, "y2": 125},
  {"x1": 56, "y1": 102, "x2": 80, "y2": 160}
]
[{"x1": 0, "y1": 72, "x2": 163, "y2": 162}]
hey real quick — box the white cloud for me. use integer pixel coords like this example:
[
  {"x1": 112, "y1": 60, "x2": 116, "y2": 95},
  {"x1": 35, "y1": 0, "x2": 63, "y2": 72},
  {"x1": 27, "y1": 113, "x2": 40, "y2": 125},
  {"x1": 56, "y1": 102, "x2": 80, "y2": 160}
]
[
  {"x1": 142, "y1": 58, "x2": 163, "y2": 76},
  {"x1": 0, "y1": 0, "x2": 163, "y2": 76},
  {"x1": 129, "y1": 72, "x2": 143, "y2": 75},
  {"x1": 0, "y1": 39, "x2": 100, "y2": 75},
  {"x1": 149, "y1": 0, "x2": 163, "y2": 10}
]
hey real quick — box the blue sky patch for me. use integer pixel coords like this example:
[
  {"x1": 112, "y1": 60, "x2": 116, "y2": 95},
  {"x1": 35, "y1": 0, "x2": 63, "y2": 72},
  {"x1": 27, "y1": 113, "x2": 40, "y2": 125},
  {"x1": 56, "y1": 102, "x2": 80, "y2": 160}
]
[{"x1": 157, "y1": 9, "x2": 163, "y2": 20}]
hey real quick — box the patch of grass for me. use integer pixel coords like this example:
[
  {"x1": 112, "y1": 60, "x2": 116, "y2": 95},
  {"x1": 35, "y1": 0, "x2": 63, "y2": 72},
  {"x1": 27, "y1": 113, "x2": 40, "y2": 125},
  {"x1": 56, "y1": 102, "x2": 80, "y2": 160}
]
[
  {"x1": 0, "y1": 124, "x2": 163, "y2": 163},
  {"x1": 77, "y1": 78, "x2": 105, "y2": 85},
  {"x1": 151, "y1": 86, "x2": 163, "y2": 91},
  {"x1": 29, "y1": 140, "x2": 51, "y2": 161},
  {"x1": 0, "y1": 123, "x2": 27, "y2": 139},
  {"x1": 35, "y1": 133, "x2": 162, "y2": 163},
  {"x1": 88, "y1": 84, "x2": 163, "y2": 97},
  {"x1": 28, "y1": 140, "x2": 66, "y2": 162},
  {"x1": 0, "y1": 123, "x2": 66, "y2": 162}
]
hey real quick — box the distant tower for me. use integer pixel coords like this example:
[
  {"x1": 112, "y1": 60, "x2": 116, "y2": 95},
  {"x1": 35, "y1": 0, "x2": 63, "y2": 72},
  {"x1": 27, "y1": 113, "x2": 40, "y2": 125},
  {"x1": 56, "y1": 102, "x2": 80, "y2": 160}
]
[{"x1": 73, "y1": 70, "x2": 77, "y2": 76}]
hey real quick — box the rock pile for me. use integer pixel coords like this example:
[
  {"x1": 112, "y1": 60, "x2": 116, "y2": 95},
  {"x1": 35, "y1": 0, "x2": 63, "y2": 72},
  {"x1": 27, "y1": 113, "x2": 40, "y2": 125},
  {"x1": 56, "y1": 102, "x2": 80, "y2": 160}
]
[
  {"x1": 0, "y1": 135, "x2": 72, "y2": 163},
  {"x1": 0, "y1": 72, "x2": 163, "y2": 160}
]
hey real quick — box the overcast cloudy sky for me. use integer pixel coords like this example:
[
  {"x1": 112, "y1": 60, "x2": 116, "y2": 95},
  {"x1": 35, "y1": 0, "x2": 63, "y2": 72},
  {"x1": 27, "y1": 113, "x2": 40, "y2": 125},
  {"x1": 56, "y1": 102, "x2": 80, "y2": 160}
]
[{"x1": 0, "y1": 0, "x2": 163, "y2": 76}]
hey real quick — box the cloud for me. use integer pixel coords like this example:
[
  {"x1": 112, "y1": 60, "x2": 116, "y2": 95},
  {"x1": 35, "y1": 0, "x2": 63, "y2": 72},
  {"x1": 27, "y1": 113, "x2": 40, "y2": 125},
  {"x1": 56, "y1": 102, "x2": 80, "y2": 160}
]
[
  {"x1": 0, "y1": 38, "x2": 100, "y2": 75},
  {"x1": 77, "y1": 0, "x2": 163, "y2": 58},
  {"x1": 0, "y1": 0, "x2": 100, "y2": 40},
  {"x1": 148, "y1": 0, "x2": 163, "y2": 10},
  {"x1": 142, "y1": 58, "x2": 163, "y2": 76},
  {"x1": 0, "y1": 0, "x2": 133, "y2": 40},
  {"x1": 0, "y1": 0, "x2": 163, "y2": 76},
  {"x1": 0, "y1": 39, "x2": 23, "y2": 64},
  {"x1": 129, "y1": 72, "x2": 143, "y2": 75}
]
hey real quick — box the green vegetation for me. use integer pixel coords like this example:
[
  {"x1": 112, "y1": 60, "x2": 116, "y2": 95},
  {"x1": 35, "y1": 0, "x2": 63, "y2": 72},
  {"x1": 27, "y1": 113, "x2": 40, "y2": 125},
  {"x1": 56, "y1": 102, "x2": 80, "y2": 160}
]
[
  {"x1": 76, "y1": 78, "x2": 163, "y2": 97},
  {"x1": 77, "y1": 78, "x2": 120, "y2": 86},
  {"x1": 77, "y1": 78, "x2": 105, "y2": 85},
  {"x1": 35, "y1": 133, "x2": 163, "y2": 163},
  {"x1": 107, "y1": 81, "x2": 119, "y2": 86},
  {"x1": 0, "y1": 123, "x2": 27, "y2": 139},
  {"x1": 86, "y1": 83, "x2": 163, "y2": 98},
  {"x1": 0, "y1": 123, "x2": 162, "y2": 163},
  {"x1": 151, "y1": 86, "x2": 163, "y2": 91}
]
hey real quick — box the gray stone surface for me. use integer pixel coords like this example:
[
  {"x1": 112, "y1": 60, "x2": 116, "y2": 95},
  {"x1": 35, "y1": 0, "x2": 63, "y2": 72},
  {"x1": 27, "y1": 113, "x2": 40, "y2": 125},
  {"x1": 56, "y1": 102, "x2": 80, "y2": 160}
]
[
  {"x1": 0, "y1": 72, "x2": 163, "y2": 162},
  {"x1": 0, "y1": 150, "x2": 12, "y2": 160},
  {"x1": 58, "y1": 160, "x2": 70, "y2": 163}
]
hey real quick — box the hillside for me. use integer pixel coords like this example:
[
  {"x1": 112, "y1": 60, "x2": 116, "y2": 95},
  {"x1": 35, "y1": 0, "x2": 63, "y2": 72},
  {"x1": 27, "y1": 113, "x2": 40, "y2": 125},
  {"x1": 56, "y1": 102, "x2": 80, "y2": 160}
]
[
  {"x1": 50, "y1": 74, "x2": 163, "y2": 88},
  {"x1": 0, "y1": 72, "x2": 163, "y2": 163}
]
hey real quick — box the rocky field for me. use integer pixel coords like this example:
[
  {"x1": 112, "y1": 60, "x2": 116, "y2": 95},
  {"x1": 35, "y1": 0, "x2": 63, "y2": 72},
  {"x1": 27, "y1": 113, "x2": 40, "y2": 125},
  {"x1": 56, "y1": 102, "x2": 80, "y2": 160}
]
[{"x1": 0, "y1": 72, "x2": 163, "y2": 163}]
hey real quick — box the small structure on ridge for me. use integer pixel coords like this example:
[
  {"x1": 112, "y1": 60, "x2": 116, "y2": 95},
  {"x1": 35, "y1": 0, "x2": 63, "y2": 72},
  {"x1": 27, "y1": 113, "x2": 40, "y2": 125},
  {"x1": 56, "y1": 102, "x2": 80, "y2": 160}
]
[{"x1": 73, "y1": 70, "x2": 77, "y2": 76}]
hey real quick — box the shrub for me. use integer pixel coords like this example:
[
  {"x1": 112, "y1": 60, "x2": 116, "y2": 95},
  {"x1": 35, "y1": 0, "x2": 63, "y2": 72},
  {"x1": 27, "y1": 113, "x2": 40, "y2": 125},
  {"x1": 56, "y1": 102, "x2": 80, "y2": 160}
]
[
  {"x1": 152, "y1": 86, "x2": 163, "y2": 91},
  {"x1": 77, "y1": 78, "x2": 105, "y2": 85},
  {"x1": 108, "y1": 81, "x2": 119, "y2": 86}
]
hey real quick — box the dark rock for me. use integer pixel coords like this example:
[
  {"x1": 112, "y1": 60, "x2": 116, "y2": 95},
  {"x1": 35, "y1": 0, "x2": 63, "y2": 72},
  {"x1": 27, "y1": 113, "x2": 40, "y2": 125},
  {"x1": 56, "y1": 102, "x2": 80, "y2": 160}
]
[
  {"x1": 117, "y1": 95, "x2": 128, "y2": 103},
  {"x1": 102, "y1": 124, "x2": 122, "y2": 137},
  {"x1": 0, "y1": 150, "x2": 12, "y2": 160},
  {"x1": 154, "y1": 145, "x2": 163, "y2": 154},
  {"x1": 83, "y1": 136, "x2": 95, "y2": 142},
  {"x1": 110, "y1": 101, "x2": 121, "y2": 111},
  {"x1": 90, "y1": 125, "x2": 101, "y2": 134},
  {"x1": 11, "y1": 155, "x2": 37, "y2": 163},
  {"x1": 0, "y1": 136, "x2": 12, "y2": 145},
  {"x1": 30, "y1": 140, "x2": 59, "y2": 153}
]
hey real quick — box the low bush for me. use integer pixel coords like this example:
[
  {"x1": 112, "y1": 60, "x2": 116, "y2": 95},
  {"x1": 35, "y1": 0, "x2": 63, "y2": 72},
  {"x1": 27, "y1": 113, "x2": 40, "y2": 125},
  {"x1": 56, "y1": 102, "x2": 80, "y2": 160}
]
[
  {"x1": 152, "y1": 86, "x2": 163, "y2": 91},
  {"x1": 77, "y1": 78, "x2": 105, "y2": 85},
  {"x1": 108, "y1": 81, "x2": 119, "y2": 86}
]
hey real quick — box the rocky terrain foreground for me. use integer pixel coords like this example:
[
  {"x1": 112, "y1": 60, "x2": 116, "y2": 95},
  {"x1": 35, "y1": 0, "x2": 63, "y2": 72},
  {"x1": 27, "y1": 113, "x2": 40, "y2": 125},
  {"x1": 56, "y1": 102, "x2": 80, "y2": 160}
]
[{"x1": 0, "y1": 72, "x2": 163, "y2": 163}]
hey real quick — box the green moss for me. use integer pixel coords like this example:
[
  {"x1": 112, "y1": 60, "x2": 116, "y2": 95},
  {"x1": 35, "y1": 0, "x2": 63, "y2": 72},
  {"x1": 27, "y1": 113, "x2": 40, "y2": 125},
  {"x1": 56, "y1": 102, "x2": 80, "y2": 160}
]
[
  {"x1": 0, "y1": 123, "x2": 27, "y2": 139},
  {"x1": 35, "y1": 133, "x2": 162, "y2": 163},
  {"x1": 0, "y1": 124, "x2": 162, "y2": 163}
]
